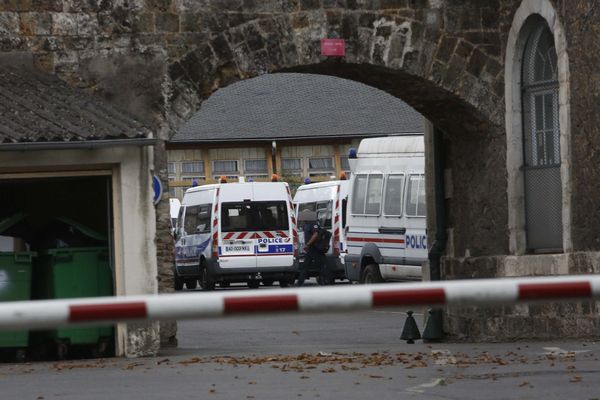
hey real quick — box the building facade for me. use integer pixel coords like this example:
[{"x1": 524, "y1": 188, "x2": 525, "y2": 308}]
[{"x1": 167, "y1": 73, "x2": 424, "y2": 198}]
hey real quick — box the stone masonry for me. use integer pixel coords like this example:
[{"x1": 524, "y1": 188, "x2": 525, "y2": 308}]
[{"x1": 1, "y1": 0, "x2": 599, "y2": 342}]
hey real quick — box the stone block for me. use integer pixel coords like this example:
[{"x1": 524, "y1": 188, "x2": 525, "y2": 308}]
[
  {"x1": 131, "y1": 13, "x2": 155, "y2": 33},
  {"x1": 52, "y1": 12, "x2": 78, "y2": 35},
  {"x1": 19, "y1": 12, "x2": 52, "y2": 35},
  {"x1": 156, "y1": 12, "x2": 179, "y2": 32},
  {"x1": 179, "y1": 12, "x2": 201, "y2": 32},
  {"x1": 77, "y1": 12, "x2": 99, "y2": 36},
  {"x1": 0, "y1": 12, "x2": 19, "y2": 34}
]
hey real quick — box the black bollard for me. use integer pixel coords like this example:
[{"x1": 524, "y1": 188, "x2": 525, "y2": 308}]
[
  {"x1": 400, "y1": 310, "x2": 421, "y2": 344},
  {"x1": 422, "y1": 308, "x2": 444, "y2": 342}
]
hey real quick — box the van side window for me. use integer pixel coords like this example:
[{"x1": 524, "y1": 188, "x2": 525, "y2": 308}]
[
  {"x1": 406, "y1": 174, "x2": 426, "y2": 217},
  {"x1": 316, "y1": 201, "x2": 333, "y2": 228},
  {"x1": 351, "y1": 174, "x2": 368, "y2": 214},
  {"x1": 183, "y1": 205, "x2": 211, "y2": 235},
  {"x1": 196, "y1": 205, "x2": 211, "y2": 233},
  {"x1": 177, "y1": 206, "x2": 185, "y2": 235},
  {"x1": 365, "y1": 174, "x2": 383, "y2": 215},
  {"x1": 384, "y1": 174, "x2": 404, "y2": 216}
]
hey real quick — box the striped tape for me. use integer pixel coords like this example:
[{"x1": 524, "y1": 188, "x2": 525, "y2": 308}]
[{"x1": 0, "y1": 275, "x2": 599, "y2": 331}]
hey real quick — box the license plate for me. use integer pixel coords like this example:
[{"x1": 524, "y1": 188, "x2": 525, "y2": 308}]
[{"x1": 224, "y1": 245, "x2": 251, "y2": 252}]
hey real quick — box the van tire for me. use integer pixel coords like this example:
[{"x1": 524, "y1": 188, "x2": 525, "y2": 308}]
[
  {"x1": 361, "y1": 264, "x2": 384, "y2": 284},
  {"x1": 247, "y1": 281, "x2": 260, "y2": 289},
  {"x1": 185, "y1": 279, "x2": 197, "y2": 290},
  {"x1": 199, "y1": 263, "x2": 215, "y2": 291},
  {"x1": 262, "y1": 279, "x2": 274, "y2": 286},
  {"x1": 174, "y1": 273, "x2": 184, "y2": 291}
]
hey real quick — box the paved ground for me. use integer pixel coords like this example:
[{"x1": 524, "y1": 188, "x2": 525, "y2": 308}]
[{"x1": 1, "y1": 281, "x2": 599, "y2": 399}]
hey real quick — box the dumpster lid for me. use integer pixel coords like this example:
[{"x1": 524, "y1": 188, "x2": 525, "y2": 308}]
[
  {"x1": 0, "y1": 213, "x2": 28, "y2": 235},
  {"x1": 54, "y1": 217, "x2": 107, "y2": 242}
]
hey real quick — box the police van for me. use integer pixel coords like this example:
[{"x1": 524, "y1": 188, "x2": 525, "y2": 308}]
[
  {"x1": 293, "y1": 179, "x2": 350, "y2": 283},
  {"x1": 173, "y1": 180, "x2": 298, "y2": 290},
  {"x1": 344, "y1": 136, "x2": 426, "y2": 283}
]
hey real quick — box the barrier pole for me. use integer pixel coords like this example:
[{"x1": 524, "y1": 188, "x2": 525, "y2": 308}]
[{"x1": 0, "y1": 274, "x2": 598, "y2": 331}]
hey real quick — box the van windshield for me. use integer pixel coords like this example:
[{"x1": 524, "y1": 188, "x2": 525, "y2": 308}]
[{"x1": 221, "y1": 201, "x2": 289, "y2": 232}]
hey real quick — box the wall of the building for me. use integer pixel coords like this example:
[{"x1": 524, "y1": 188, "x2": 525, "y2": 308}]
[
  {"x1": 0, "y1": 146, "x2": 160, "y2": 357},
  {"x1": 167, "y1": 140, "x2": 360, "y2": 199},
  {"x1": 3, "y1": 0, "x2": 600, "y2": 342}
]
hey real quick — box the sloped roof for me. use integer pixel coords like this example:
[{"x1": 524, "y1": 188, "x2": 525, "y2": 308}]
[
  {"x1": 0, "y1": 66, "x2": 152, "y2": 144},
  {"x1": 171, "y1": 73, "x2": 424, "y2": 143}
]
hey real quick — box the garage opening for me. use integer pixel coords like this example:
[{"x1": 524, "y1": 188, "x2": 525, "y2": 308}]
[{"x1": 0, "y1": 174, "x2": 115, "y2": 361}]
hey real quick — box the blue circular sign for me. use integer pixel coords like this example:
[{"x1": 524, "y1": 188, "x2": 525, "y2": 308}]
[{"x1": 152, "y1": 175, "x2": 162, "y2": 205}]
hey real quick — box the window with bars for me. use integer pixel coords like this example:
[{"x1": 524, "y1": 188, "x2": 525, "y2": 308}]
[
  {"x1": 521, "y1": 19, "x2": 562, "y2": 252},
  {"x1": 308, "y1": 157, "x2": 333, "y2": 171},
  {"x1": 168, "y1": 162, "x2": 177, "y2": 175},
  {"x1": 181, "y1": 161, "x2": 204, "y2": 174},
  {"x1": 282, "y1": 158, "x2": 302, "y2": 172},
  {"x1": 340, "y1": 156, "x2": 350, "y2": 171},
  {"x1": 213, "y1": 160, "x2": 239, "y2": 173},
  {"x1": 244, "y1": 159, "x2": 268, "y2": 173}
]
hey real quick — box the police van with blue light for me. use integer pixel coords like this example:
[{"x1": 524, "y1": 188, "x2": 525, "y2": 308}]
[
  {"x1": 343, "y1": 136, "x2": 426, "y2": 283},
  {"x1": 173, "y1": 176, "x2": 298, "y2": 290}
]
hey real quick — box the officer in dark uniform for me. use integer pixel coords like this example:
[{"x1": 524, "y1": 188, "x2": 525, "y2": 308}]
[{"x1": 297, "y1": 211, "x2": 328, "y2": 286}]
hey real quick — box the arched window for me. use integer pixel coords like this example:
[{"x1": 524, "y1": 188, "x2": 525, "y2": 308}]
[{"x1": 521, "y1": 20, "x2": 562, "y2": 252}]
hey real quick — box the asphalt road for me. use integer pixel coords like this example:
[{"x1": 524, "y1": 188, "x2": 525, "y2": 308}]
[{"x1": 1, "y1": 280, "x2": 599, "y2": 399}]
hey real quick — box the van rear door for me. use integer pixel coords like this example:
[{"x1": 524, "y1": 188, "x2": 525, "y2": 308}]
[
  {"x1": 254, "y1": 201, "x2": 294, "y2": 268},
  {"x1": 219, "y1": 201, "x2": 257, "y2": 269}
]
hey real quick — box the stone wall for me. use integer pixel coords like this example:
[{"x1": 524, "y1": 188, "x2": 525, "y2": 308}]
[{"x1": 2, "y1": 0, "x2": 600, "y2": 342}]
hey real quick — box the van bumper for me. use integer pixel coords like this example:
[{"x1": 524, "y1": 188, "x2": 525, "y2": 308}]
[
  {"x1": 343, "y1": 254, "x2": 361, "y2": 282},
  {"x1": 207, "y1": 258, "x2": 298, "y2": 283}
]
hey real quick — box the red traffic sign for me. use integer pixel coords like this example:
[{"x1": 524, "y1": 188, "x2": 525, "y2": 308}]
[{"x1": 321, "y1": 39, "x2": 345, "y2": 57}]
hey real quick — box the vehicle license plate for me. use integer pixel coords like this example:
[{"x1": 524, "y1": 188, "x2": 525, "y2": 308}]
[{"x1": 225, "y1": 245, "x2": 251, "y2": 252}]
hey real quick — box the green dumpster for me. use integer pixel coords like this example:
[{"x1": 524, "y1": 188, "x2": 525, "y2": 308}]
[
  {"x1": 0, "y1": 252, "x2": 36, "y2": 348},
  {"x1": 0, "y1": 213, "x2": 37, "y2": 358},
  {"x1": 34, "y1": 218, "x2": 114, "y2": 356}
]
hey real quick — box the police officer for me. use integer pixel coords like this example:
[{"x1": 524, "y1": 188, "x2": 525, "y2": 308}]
[{"x1": 296, "y1": 211, "x2": 328, "y2": 287}]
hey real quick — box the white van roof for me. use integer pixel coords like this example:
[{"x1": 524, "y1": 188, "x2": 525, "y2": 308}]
[
  {"x1": 296, "y1": 180, "x2": 347, "y2": 191},
  {"x1": 357, "y1": 135, "x2": 424, "y2": 157},
  {"x1": 184, "y1": 182, "x2": 290, "y2": 202}
]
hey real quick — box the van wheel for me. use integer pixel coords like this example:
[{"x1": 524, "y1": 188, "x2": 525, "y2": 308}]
[
  {"x1": 361, "y1": 264, "x2": 384, "y2": 284},
  {"x1": 247, "y1": 281, "x2": 260, "y2": 289},
  {"x1": 185, "y1": 279, "x2": 197, "y2": 290},
  {"x1": 199, "y1": 263, "x2": 215, "y2": 291},
  {"x1": 219, "y1": 282, "x2": 230, "y2": 288},
  {"x1": 174, "y1": 273, "x2": 184, "y2": 291},
  {"x1": 262, "y1": 280, "x2": 274, "y2": 286}
]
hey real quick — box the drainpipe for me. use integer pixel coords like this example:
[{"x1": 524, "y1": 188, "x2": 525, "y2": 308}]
[
  {"x1": 423, "y1": 126, "x2": 447, "y2": 340},
  {"x1": 271, "y1": 141, "x2": 277, "y2": 175}
]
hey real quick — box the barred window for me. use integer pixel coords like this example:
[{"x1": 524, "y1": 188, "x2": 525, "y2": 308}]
[
  {"x1": 213, "y1": 160, "x2": 239, "y2": 173},
  {"x1": 308, "y1": 157, "x2": 333, "y2": 170},
  {"x1": 244, "y1": 159, "x2": 268, "y2": 173},
  {"x1": 168, "y1": 162, "x2": 176, "y2": 175},
  {"x1": 181, "y1": 161, "x2": 204, "y2": 174},
  {"x1": 340, "y1": 156, "x2": 350, "y2": 171},
  {"x1": 521, "y1": 19, "x2": 562, "y2": 252},
  {"x1": 282, "y1": 158, "x2": 302, "y2": 172}
]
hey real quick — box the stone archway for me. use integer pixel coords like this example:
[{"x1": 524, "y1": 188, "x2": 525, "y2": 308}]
[{"x1": 160, "y1": 5, "x2": 510, "y2": 343}]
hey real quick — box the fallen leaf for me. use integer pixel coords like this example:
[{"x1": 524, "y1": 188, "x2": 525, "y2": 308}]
[
  {"x1": 369, "y1": 375, "x2": 384, "y2": 379},
  {"x1": 519, "y1": 381, "x2": 529, "y2": 387},
  {"x1": 292, "y1": 331, "x2": 300, "y2": 335},
  {"x1": 248, "y1": 381, "x2": 257, "y2": 385},
  {"x1": 570, "y1": 376, "x2": 582, "y2": 383}
]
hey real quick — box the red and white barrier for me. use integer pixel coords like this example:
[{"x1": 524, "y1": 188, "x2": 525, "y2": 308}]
[{"x1": 0, "y1": 274, "x2": 599, "y2": 331}]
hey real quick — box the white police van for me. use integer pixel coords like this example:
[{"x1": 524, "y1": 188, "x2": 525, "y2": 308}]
[
  {"x1": 344, "y1": 136, "x2": 426, "y2": 283},
  {"x1": 174, "y1": 181, "x2": 298, "y2": 290},
  {"x1": 293, "y1": 179, "x2": 350, "y2": 283}
]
